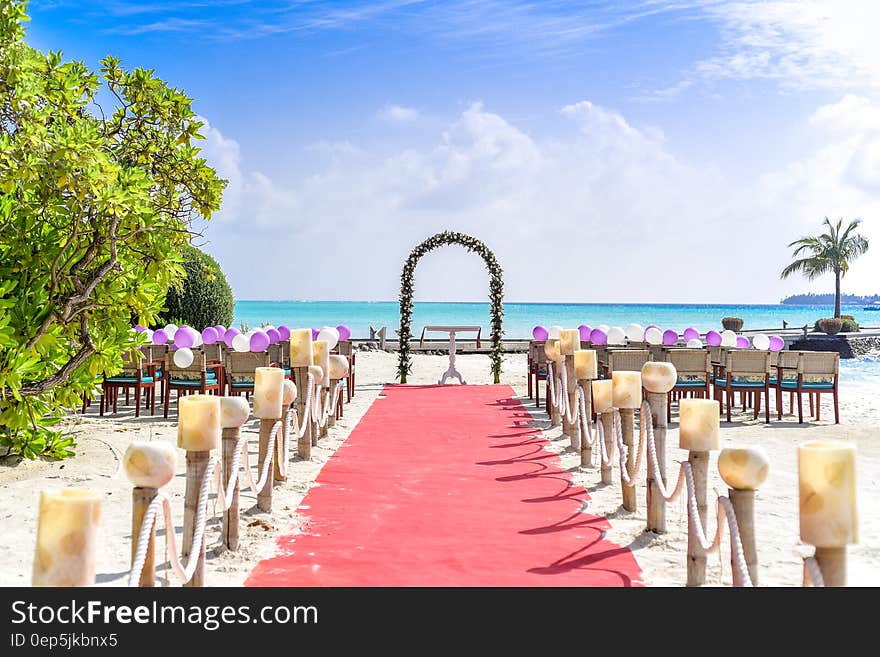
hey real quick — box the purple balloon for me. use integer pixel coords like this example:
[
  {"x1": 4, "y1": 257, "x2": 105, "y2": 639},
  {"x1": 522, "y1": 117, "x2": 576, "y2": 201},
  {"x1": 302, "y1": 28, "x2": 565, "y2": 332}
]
[
  {"x1": 578, "y1": 324, "x2": 593, "y2": 342},
  {"x1": 683, "y1": 327, "x2": 700, "y2": 342},
  {"x1": 532, "y1": 325, "x2": 549, "y2": 341},
  {"x1": 736, "y1": 336, "x2": 750, "y2": 349},
  {"x1": 223, "y1": 327, "x2": 241, "y2": 348},
  {"x1": 249, "y1": 330, "x2": 270, "y2": 352},
  {"x1": 706, "y1": 330, "x2": 722, "y2": 347},
  {"x1": 134, "y1": 324, "x2": 145, "y2": 332},
  {"x1": 590, "y1": 328, "x2": 608, "y2": 346},
  {"x1": 662, "y1": 329, "x2": 679, "y2": 346},
  {"x1": 336, "y1": 324, "x2": 351, "y2": 342},
  {"x1": 174, "y1": 326, "x2": 195, "y2": 349},
  {"x1": 201, "y1": 326, "x2": 219, "y2": 345},
  {"x1": 769, "y1": 335, "x2": 785, "y2": 352},
  {"x1": 311, "y1": 328, "x2": 320, "y2": 341},
  {"x1": 277, "y1": 325, "x2": 291, "y2": 341},
  {"x1": 152, "y1": 328, "x2": 168, "y2": 345},
  {"x1": 266, "y1": 328, "x2": 281, "y2": 344},
  {"x1": 214, "y1": 324, "x2": 226, "y2": 339}
]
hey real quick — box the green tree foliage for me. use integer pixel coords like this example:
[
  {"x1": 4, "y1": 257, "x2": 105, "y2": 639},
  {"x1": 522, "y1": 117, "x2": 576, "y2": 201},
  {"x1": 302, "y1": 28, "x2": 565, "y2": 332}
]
[
  {"x1": 780, "y1": 218, "x2": 869, "y2": 319},
  {"x1": 158, "y1": 244, "x2": 234, "y2": 330},
  {"x1": 0, "y1": 1, "x2": 225, "y2": 458}
]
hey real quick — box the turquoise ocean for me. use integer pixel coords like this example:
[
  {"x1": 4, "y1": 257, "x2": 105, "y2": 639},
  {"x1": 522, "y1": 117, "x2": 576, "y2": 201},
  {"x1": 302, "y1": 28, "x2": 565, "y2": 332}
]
[
  {"x1": 233, "y1": 300, "x2": 879, "y2": 339},
  {"x1": 233, "y1": 300, "x2": 879, "y2": 381}
]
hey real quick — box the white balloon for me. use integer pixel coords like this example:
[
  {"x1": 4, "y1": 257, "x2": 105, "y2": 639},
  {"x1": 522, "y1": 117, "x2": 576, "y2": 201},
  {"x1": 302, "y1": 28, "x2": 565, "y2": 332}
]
[
  {"x1": 752, "y1": 333, "x2": 770, "y2": 350},
  {"x1": 144, "y1": 329, "x2": 154, "y2": 342},
  {"x1": 720, "y1": 329, "x2": 737, "y2": 347},
  {"x1": 192, "y1": 332, "x2": 203, "y2": 347},
  {"x1": 164, "y1": 323, "x2": 178, "y2": 333},
  {"x1": 687, "y1": 338, "x2": 703, "y2": 348},
  {"x1": 173, "y1": 347, "x2": 194, "y2": 368},
  {"x1": 597, "y1": 324, "x2": 609, "y2": 333},
  {"x1": 607, "y1": 326, "x2": 625, "y2": 345},
  {"x1": 317, "y1": 326, "x2": 340, "y2": 350},
  {"x1": 548, "y1": 325, "x2": 563, "y2": 340},
  {"x1": 644, "y1": 327, "x2": 663, "y2": 345},
  {"x1": 625, "y1": 323, "x2": 644, "y2": 342},
  {"x1": 232, "y1": 333, "x2": 250, "y2": 352}
]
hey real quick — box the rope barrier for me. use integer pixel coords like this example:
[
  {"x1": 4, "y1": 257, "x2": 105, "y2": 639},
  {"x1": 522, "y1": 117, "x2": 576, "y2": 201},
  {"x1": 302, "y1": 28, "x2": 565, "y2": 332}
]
[
  {"x1": 128, "y1": 370, "x2": 334, "y2": 587},
  {"x1": 129, "y1": 456, "x2": 217, "y2": 587},
  {"x1": 543, "y1": 368, "x2": 755, "y2": 587}
]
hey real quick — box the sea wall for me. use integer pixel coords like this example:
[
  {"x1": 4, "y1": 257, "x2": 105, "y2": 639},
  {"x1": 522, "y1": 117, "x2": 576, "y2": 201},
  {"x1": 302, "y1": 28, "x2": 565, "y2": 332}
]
[{"x1": 789, "y1": 334, "x2": 880, "y2": 358}]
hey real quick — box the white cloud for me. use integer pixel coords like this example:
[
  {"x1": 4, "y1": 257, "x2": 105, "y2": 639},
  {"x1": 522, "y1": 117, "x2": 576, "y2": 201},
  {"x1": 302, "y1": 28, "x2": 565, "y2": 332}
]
[
  {"x1": 197, "y1": 117, "x2": 300, "y2": 228},
  {"x1": 696, "y1": 0, "x2": 880, "y2": 91},
  {"x1": 199, "y1": 97, "x2": 879, "y2": 304},
  {"x1": 757, "y1": 95, "x2": 880, "y2": 295},
  {"x1": 378, "y1": 104, "x2": 420, "y2": 122}
]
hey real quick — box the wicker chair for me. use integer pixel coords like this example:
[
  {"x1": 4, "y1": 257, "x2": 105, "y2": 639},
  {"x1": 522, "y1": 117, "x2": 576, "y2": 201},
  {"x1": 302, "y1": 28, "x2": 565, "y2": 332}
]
[
  {"x1": 770, "y1": 350, "x2": 801, "y2": 419},
  {"x1": 335, "y1": 340, "x2": 356, "y2": 401},
  {"x1": 224, "y1": 351, "x2": 270, "y2": 400},
  {"x1": 664, "y1": 348, "x2": 711, "y2": 421},
  {"x1": 604, "y1": 349, "x2": 651, "y2": 378},
  {"x1": 162, "y1": 351, "x2": 222, "y2": 418},
  {"x1": 530, "y1": 341, "x2": 549, "y2": 408},
  {"x1": 713, "y1": 350, "x2": 772, "y2": 423},
  {"x1": 101, "y1": 349, "x2": 157, "y2": 417},
  {"x1": 202, "y1": 343, "x2": 226, "y2": 394},
  {"x1": 780, "y1": 352, "x2": 840, "y2": 423}
]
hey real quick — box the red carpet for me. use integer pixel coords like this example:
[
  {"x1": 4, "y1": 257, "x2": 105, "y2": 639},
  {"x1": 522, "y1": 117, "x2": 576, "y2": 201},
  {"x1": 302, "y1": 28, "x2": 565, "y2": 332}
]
[{"x1": 246, "y1": 385, "x2": 643, "y2": 586}]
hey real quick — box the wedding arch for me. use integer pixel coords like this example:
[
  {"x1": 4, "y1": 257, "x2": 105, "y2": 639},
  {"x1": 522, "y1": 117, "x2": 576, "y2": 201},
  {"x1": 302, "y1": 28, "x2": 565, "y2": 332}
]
[{"x1": 397, "y1": 231, "x2": 504, "y2": 384}]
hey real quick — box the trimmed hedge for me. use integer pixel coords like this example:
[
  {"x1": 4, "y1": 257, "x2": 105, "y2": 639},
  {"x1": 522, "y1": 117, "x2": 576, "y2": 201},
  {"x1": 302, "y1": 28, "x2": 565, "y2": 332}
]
[{"x1": 158, "y1": 244, "x2": 234, "y2": 329}]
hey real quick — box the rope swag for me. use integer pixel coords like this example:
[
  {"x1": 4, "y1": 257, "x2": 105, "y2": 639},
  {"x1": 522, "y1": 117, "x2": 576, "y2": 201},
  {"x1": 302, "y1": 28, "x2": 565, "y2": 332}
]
[{"x1": 397, "y1": 231, "x2": 505, "y2": 384}]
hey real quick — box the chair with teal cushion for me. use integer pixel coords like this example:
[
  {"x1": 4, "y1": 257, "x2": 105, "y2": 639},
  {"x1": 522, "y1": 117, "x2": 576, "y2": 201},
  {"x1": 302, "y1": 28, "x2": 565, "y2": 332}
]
[
  {"x1": 664, "y1": 348, "x2": 711, "y2": 422},
  {"x1": 713, "y1": 350, "x2": 772, "y2": 423},
  {"x1": 224, "y1": 351, "x2": 270, "y2": 401},
  {"x1": 101, "y1": 350, "x2": 157, "y2": 417},
  {"x1": 784, "y1": 351, "x2": 839, "y2": 424},
  {"x1": 163, "y1": 350, "x2": 222, "y2": 418}
]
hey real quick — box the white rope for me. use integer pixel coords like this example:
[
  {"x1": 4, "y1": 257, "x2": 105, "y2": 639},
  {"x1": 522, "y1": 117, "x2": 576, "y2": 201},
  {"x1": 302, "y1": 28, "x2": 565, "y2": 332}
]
[
  {"x1": 613, "y1": 408, "x2": 646, "y2": 488},
  {"x1": 803, "y1": 556, "x2": 825, "y2": 587},
  {"x1": 129, "y1": 456, "x2": 217, "y2": 587},
  {"x1": 638, "y1": 400, "x2": 754, "y2": 587},
  {"x1": 288, "y1": 371, "x2": 315, "y2": 439}
]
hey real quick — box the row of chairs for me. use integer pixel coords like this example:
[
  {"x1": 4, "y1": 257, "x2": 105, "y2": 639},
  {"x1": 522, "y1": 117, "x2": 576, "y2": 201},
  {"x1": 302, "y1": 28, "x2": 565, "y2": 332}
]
[
  {"x1": 89, "y1": 339, "x2": 357, "y2": 419},
  {"x1": 527, "y1": 340, "x2": 840, "y2": 424}
]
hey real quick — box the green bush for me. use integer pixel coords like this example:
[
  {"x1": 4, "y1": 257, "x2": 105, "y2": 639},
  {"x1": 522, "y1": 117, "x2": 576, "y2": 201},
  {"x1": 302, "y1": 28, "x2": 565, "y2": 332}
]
[
  {"x1": 0, "y1": 2, "x2": 225, "y2": 460},
  {"x1": 158, "y1": 245, "x2": 234, "y2": 330},
  {"x1": 814, "y1": 317, "x2": 859, "y2": 333}
]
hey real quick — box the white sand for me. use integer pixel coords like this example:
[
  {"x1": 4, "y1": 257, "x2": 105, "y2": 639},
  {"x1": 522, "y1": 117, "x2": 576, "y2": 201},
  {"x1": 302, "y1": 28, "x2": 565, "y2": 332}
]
[{"x1": 1, "y1": 350, "x2": 877, "y2": 587}]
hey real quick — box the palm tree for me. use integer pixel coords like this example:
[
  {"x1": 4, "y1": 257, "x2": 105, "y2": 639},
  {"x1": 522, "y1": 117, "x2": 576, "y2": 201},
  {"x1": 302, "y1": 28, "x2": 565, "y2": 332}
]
[{"x1": 781, "y1": 217, "x2": 869, "y2": 318}]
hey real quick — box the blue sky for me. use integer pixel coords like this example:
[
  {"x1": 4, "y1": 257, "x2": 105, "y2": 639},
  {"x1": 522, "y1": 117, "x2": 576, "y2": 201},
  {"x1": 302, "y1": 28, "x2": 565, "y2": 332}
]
[{"x1": 24, "y1": 1, "x2": 880, "y2": 303}]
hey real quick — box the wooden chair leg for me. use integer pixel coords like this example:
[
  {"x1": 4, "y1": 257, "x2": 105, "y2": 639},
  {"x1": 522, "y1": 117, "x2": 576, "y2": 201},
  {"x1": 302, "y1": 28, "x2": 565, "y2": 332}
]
[
  {"x1": 753, "y1": 390, "x2": 760, "y2": 420},
  {"x1": 150, "y1": 387, "x2": 156, "y2": 416},
  {"x1": 726, "y1": 388, "x2": 732, "y2": 422},
  {"x1": 808, "y1": 392, "x2": 814, "y2": 417},
  {"x1": 815, "y1": 393, "x2": 821, "y2": 421},
  {"x1": 776, "y1": 385, "x2": 783, "y2": 420},
  {"x1": 797, "y1": 390, "x2": 803, "y2": 424},
  {"x1": 833, "y1": 388, "x2": 840, "y2": 424},
  {"x1": 134, "y1": 384, "x2": 141, "y2": 418},
  {"x1": 764, "y1": 387, "x2": 769, "y2": 423}
]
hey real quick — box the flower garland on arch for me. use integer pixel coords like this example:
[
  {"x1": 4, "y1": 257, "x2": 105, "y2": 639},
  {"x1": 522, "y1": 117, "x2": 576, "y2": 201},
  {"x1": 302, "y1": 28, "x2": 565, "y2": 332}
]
[{"x1": 397, "y1": 231, "x2": 504, "y2": 384}]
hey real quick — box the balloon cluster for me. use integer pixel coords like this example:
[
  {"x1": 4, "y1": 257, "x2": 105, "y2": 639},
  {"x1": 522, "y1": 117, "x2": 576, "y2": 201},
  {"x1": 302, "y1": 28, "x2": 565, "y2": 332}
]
[
  {"x1": 530, "y1": 322, "x2": 786, "y2": 353},
  {"x1": 133, "y1": 322, "x2": 354, "y2": 357}
]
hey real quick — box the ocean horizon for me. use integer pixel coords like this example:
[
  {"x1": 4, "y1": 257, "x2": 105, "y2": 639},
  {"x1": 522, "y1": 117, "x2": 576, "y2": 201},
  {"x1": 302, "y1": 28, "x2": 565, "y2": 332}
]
[{"x1": 232, "y1": 300, "x2": 880, "y2": 340}]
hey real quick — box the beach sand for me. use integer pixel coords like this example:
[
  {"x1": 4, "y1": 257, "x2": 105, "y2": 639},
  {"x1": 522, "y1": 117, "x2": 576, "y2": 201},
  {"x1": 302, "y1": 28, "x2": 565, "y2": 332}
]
[{"x1": 1, "y1": 351, "x2": 877, "y2": 587}]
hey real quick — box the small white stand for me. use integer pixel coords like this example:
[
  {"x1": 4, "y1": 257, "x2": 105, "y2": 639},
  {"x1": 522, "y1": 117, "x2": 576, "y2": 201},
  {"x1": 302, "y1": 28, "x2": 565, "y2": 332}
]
[{"x1": 420, "y1": 325, "x2": 482, "y2": 386}]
